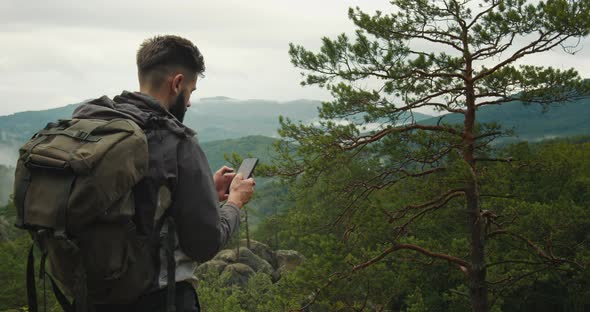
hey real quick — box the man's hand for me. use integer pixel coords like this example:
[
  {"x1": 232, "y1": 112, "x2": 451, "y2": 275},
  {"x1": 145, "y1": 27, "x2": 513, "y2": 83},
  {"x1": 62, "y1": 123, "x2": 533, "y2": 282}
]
[
  {"x1": 226, "y1": 173, "x2": 255, "y2": 209},
  {"x1": 213, "y1": 166, "x2": 235, "y2": 202}
]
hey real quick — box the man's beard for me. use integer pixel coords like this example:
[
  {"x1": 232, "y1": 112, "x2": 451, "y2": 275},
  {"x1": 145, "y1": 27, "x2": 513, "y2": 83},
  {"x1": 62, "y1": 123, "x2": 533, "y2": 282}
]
[{"x1": 169, "y1": 92, "x2": 187, "y2": 123}]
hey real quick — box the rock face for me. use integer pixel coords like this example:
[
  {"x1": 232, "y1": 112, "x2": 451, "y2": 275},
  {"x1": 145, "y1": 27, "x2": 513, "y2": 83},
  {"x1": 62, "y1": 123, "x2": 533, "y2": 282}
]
[
  {"x1": 276, "y1": 250, "x2": 305, "y2": 273},
  {"x1": 240, "y1": 239, "x2": 278, "y2": 268},
  {"x1": 213, "y1": 249, "x2": 237, "y2": 263},
  {"x1": 195, "y1": 259, "x2": 228, "y2": 276},
  {"x1": 237, "y1": 247, "x2": 273, "y2": 274},
  {"x1": 222, "y1": 263, "x2": 255, "y2": 288},
  {"x1": 196, "y1": 239, "x2": 304, "y2": 288}
]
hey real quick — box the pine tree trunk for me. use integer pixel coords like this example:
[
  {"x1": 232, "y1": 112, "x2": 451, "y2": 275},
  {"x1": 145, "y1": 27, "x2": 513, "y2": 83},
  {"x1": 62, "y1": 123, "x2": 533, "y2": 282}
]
[
  {"x1": 464, "y1": 80, "x2": 489, "y2": 312},
  {"x1": 466, "y1": 183, "x2": 489, "y2": 311}
]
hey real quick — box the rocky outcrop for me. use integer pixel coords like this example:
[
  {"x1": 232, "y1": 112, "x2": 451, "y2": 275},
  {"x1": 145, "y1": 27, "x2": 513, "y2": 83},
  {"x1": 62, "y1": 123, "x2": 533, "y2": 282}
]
[
  {"x1": 238, "y1": 247, "x2": 273, "y2": 274},
  {"x1": 240, "y1": 239, "x2": 278, "y2": 268},
  {"x1": 222, "y1": 263, "x2": 255, "y2": 288},
  {"x1": 195, "y1": 259, "x2": 228, "y2": 276},
  {"x1": 213, "y1": 249, "x2": 237, "y2": 263},
  {"x1": 276, "y1": 250, "x2": 305, "y2": 273},
  {"x1": 196, "y1": 239, "x2": 304, "y2": 288}
]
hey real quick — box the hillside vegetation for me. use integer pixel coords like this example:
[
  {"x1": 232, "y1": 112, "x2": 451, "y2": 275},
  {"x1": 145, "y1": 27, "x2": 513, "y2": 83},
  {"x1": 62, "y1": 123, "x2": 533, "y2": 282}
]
[{"x1": 1, "y1": 137, "x2": 588, "y2": 311}]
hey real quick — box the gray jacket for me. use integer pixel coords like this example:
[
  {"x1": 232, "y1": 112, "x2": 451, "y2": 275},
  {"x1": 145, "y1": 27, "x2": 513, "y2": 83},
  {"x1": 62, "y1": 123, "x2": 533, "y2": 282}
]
[{"x1": 73, "y1": 91, "x2": 240, "y2": 290}]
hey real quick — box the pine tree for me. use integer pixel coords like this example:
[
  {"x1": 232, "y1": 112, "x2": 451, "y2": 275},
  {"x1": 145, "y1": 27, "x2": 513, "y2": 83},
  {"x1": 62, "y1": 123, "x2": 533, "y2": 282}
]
[{"x1": 275, "y1": 1, "x2": 590, "y2": 311}]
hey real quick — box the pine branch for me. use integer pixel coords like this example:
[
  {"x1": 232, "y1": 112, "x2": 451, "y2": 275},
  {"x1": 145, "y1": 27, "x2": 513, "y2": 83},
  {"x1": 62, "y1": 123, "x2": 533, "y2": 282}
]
[
  {"x1": 474, "y1": 32, "x2": 573, "y2": 81},
  {"x1": 487, "y1": 230, "x2": 585, "y2": 270},
  {"x1": 467, "y1": 0, "x2": 501, "y2": 29},
  {"x1": 340, "y1": 124, "x2": 459, "y2": 150},
  {"x1": 352, "y1": 243, "x2": 470, "y2": 272}
]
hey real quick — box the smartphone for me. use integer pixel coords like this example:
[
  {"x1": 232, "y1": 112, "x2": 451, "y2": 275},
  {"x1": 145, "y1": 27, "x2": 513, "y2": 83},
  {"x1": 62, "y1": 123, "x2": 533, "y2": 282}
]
[{"x1": 226, "y1": 158, "x2": 258, "y2": 194}]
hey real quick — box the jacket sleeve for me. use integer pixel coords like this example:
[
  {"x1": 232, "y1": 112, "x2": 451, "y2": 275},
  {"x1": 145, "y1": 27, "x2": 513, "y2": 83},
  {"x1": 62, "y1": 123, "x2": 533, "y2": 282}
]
[{"x1": 171, "y1": 137, "x2": 241, "y2": 262}]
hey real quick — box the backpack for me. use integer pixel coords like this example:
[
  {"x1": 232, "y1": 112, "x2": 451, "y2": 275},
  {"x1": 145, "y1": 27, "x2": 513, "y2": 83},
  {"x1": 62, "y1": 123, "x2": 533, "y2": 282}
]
[{"x1": 13, "y1": 118, "x2": 176, "y2": 312}]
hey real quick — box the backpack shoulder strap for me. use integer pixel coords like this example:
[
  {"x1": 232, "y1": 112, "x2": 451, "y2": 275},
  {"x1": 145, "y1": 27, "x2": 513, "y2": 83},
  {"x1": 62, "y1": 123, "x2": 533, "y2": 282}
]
[
  {"x1": 26, "y1": 244, "x2": 39, "y2": 312},
  {"x1": 27, "y1": 239, "x2": 75, "y2": 312}
]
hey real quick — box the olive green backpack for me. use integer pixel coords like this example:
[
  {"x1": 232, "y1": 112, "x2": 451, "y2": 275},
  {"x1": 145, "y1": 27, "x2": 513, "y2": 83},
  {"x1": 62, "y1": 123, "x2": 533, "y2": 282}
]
[{"x1": 13, "y1": 118, "x2": 160, "y2": 312}]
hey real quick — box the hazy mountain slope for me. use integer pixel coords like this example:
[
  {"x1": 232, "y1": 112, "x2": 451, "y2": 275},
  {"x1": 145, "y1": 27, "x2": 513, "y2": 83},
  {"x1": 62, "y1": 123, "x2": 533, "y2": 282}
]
[
  {"x1": 0, "y1": 104, "x2": 79, "y2": 142},
  {"x1": 0, "y1": 104, "x2": 80, "y2": 164},
  {"x1": 183, "y1": 97, "x2": 434, "y2": 142},
  {"x1": 184, "y1": 98, "x2": 320, "y2": 142},
  {"x1": 419, "y1": 97, "x2": 590, "y2": 141},
  {"x1": 0, "y1": 98, "x2": 322, "y2": 165},
  {"x1": 0, "y1": 97, "x2": 434, "y2": 151}
]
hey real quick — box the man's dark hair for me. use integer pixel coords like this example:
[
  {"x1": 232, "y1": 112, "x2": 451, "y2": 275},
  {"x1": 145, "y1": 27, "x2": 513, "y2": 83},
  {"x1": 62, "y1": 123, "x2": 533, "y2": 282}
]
[{"x1": 137, "y1": 35, "x2": 205, "y2": 86}]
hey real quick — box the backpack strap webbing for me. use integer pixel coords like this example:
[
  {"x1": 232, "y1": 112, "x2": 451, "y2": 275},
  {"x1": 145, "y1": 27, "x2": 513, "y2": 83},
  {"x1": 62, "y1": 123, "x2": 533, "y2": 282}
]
[
  {"x1": 164, "y1": 216, "x2": 177, "y2": 312},
  {"x1": 49, "y1": 276, "x2": 74, "y2": 312},
  {"x1": 153, "y1": 184, "x2": 177, "y2": 312},
  {"x1": 26, "y1": 244, "x2": 39, "y2": 312},
  {"x1": 36, "y1": 128, "x2": 102, "y2": 142},
  {"x1": 73, "y1": 261, "x2": 89, "y2": 312},
  {"x1": 27, "y1": 238, "x2": 76, "y2": 312}
]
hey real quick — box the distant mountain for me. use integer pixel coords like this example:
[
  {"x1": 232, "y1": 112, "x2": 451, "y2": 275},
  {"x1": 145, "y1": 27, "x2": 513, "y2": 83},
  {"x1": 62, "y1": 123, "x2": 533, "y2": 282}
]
[
  {"x1": 1, "y1": 95, "x2": 589, "y2": 210},
  {"x1": 0, "y1": 97, "x2": 433, "y2": 158},
  {"x1": 0, "y1": 104, "x2": 80, "y2": 165},
  {"x1": 0, "y1": 99, "x2": 320, "y2": 146},
  {"x1": 0, "y1": 98, "x2": 322, "y2": 165},
  {"x1": 2, "y1": 95, "x2": 587, "y2": 161},
  {"x1": 419, "y1": 97, "x2": 590, "y2": 142},
  {"x1": 0, "y1": 104, "x2": 79, "y2": 145},
  {"x1": 185, "y1": 98, "x2": 321, "y2": 142}
]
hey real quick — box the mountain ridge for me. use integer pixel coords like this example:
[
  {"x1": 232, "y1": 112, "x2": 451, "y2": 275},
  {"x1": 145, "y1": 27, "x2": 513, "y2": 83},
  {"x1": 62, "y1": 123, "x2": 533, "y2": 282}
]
[
  {"x1": 419, "y1": 96, "x2": 590, "y2": 142},
  {"x1": 2, "y1": 96, "x2": 587, "y2": 168}
]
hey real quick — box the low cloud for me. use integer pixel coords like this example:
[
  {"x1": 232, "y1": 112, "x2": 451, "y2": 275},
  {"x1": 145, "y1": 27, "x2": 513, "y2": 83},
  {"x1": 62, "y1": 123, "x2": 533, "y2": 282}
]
[{"x1": 0, "y1": 144, "x2": 18, "y2": 167}]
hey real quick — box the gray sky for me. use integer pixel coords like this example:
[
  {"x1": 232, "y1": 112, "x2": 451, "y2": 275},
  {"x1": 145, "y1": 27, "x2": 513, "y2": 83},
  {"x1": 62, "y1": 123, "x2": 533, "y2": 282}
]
[{"x1": 1, "y1": 0, "x2": 590, "y2": 116}]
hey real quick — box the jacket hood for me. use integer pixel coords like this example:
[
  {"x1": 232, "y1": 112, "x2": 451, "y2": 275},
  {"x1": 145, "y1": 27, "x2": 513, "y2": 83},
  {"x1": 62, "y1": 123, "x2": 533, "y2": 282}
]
[{"x1": 72, "y1": 91, "x2": 195, "y2": 137}]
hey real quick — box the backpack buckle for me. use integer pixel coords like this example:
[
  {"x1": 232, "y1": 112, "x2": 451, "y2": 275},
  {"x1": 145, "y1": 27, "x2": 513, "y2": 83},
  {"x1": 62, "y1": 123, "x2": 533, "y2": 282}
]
[
  {"x1": 73, "y1": 130, "x2": 100, "y2": 142},
  {"x1": 76, "y1": 131, "x2": 90, "y2": 140},
  {"x1": 54, "y1": 229, "x2": 68, "y2": 240}
]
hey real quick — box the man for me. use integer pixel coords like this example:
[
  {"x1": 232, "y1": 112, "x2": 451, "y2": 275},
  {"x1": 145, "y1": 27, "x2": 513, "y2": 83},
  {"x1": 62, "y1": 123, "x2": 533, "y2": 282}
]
[{"x1": 72, "y1": 35, "x2": 254, "y2": 311}]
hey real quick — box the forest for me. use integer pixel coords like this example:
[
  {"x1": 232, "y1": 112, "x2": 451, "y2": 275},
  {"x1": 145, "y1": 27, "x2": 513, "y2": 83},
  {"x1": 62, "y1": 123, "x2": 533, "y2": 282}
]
[
  {"x1": 2, "y1": 0, "x2": 590, "y2": 311},
  {"x1": 1, "y1": 137, "x2": 588, "y2": 311}
]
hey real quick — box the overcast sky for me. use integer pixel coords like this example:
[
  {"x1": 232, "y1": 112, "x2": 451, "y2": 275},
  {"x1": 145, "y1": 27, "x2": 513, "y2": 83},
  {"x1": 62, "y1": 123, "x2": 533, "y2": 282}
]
[{"x1": 1, "y1": 0, "x2": 590, "y2": 116}]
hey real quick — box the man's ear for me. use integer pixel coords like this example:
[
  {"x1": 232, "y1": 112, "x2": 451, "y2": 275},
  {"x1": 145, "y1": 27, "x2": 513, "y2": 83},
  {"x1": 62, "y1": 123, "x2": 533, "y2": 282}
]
[{"x1": 171, "y1": 73, "x2": 184, "y2": 95}]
